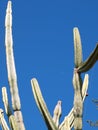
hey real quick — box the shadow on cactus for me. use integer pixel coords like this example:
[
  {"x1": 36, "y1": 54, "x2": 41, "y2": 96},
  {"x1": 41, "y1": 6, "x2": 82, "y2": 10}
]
[{"x1": 0, "y1": 1, "x2": 98, "y2": 130}]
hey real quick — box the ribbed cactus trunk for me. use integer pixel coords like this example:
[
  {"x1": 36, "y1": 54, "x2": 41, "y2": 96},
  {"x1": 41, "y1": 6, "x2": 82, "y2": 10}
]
[
  {"x1": 72, "y1": 28, "x2": 83, "y2": 130},
  {"x1": 73, "y1": 71, "x2": 83, "y2": 130},
  {"x1": 5, "y1": 1, "x2": 25, "y2": 130}
]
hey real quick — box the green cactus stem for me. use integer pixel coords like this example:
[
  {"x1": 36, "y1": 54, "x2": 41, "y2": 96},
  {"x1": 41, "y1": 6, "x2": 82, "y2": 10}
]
[
  {"x1": 31, "y1": 78, "x2": 60, "y2": 130},
  {"x1": 77, "y1": 44, "x2": 98, "y2": 73},
  {"x1": 73, "y1": 27, "x2": 83, "y2": 68},
  {"x1": 5, "y1": 1, "x2": 25, "y2": 129},
  {"x1": 73, "y1": 27, "x2": 98, "y2": 73}
]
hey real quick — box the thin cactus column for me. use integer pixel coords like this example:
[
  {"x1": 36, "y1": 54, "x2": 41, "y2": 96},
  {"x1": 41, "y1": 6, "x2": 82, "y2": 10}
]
[
  {"x1": 31, "y1": 78, "x2": 60, "y2": 130},
  {"x1": 53, "y1": 101, "x2": 62, "y2": 127},
  {"x1": 2, "y1": 87, "x2": 18, "y2": 130},
  {"x1": 72, "y1": 28, "x2": 83, "y2": 130},
  {"x1": 0, "y1": 109, "x2": 10, "y2": 130},
  {"x1": 73, "y1": 71, "x2": 83, "y2": 130},
  {"x1": 72, "y1": 27, "x2": 98, "y2": 130},
  {"x1": 5, "y1": 1, "x2": 25, "y2": 130}
]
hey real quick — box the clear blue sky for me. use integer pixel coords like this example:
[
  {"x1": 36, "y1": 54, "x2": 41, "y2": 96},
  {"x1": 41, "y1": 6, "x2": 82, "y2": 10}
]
[{"x1": 0, "y1": 0, "x2": 98, "y2": 130}]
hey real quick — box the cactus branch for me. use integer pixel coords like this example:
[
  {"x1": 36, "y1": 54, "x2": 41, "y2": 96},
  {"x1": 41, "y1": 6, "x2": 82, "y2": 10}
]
[
  {"x1": 77, "y1": 44, "x2": 98, "y2": 73},
  {"x1": 31, "y1": 78, "x2": 60, "y2": 130},
  {"x1": 59, "y1": 116, "x2": 71, "y2": 130},
  {"x1": 82, "y1": 74, "x2": 89, "y2": 100},
  {"x1": 2, "y1": 87, "x2": 18, "y2": 130},
  {"x1": 59, "y1": 74, "x2": 89, "y2": 130},
  {"x1": 73, "y1": 27, "x2": 83, "y2": 68},
  {"x1": 0, "y1": 109, "x2": 10, "y2": 130},
  {"x1": 2, "y1": 87, "x2": 12, "y2": 116},
  {"x1": 53, "y1": 100, "x2": 62, "y2": 127}
]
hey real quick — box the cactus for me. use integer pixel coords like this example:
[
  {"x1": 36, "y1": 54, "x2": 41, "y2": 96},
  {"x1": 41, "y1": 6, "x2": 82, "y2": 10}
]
[
  {"x1": 31, "y1": 27, "x2": 97, "y2": 130},
  {"x1": 1, "y1": 1, "x2": 25, "y2": 130},
  {"x1": 0, "y1": 109, "x2": 10, "y2": 130},
  {"x1": 31, "y1": 78, "x2": 59, "y2": 130},
  {"x1": 0, "y1": 0, "x2": 98, "y2": 130}
]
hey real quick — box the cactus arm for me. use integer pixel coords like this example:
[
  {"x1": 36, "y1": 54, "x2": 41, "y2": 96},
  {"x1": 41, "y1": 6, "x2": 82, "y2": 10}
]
[
  {"x1": 5, "y1": 1, "x2": 25, "y2": 129},
  {"x1": 59, "y1": 116, "x2": 71, "y2": 130},
  {"x1": 2, "y1": 87, "x2": 12, "y2": 116},
  {"x1": 59, "y1": 74, "x2": 89, "y2": 130},
  {"x1": 0, "y1": 118, "x2": 9, "y2": 130},
  {"x1": 31, "y1": 78, "x2": 60, "y2": 130},
  {"x1": 0, "y1": 109, "x2": 10, "y2": 130},
  {"x1": 2, "y1": 87, "x2": 18, "y2": 130},
  {"x1": 82, "y1": 74, "x2": 89, "y2": 100},
  {"x1": 53, "y1": 101, "x2": 62, "y2": 127},
  {"x1": 77, "y1": 44, "x2": 98, "y2": 73},
  {"x1": 73, "y1": 27, "x2": 83, "y2": 68}
]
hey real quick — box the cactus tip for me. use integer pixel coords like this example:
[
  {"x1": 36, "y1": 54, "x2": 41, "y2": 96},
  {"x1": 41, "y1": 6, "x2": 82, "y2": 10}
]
[{"x1": 7, "y1": 0, "x2": 12, "y2": 12}]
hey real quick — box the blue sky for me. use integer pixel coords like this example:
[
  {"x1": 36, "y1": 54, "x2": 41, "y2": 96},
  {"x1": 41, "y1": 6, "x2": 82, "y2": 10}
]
[{"x1": 0, "y1": 0, "x2": 98, "y2": 130}]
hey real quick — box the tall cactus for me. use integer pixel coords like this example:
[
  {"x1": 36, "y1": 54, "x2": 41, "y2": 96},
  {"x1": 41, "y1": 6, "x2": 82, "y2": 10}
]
[
  {"x1": 73, "y1": 27, "x2": 83, "y2": 130},
  {"x1": 31, "y1": 26, "x2": 98, "y2": 130},
  {"x1": 4, "y1": 1, "x2": 25, "y2": 130},
  {"x1": 0, "y1": 0, "x2": 98, "y2": 130},
  {"x1": 72, "y1": 28, "x2": 98, "y2": 130}
]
